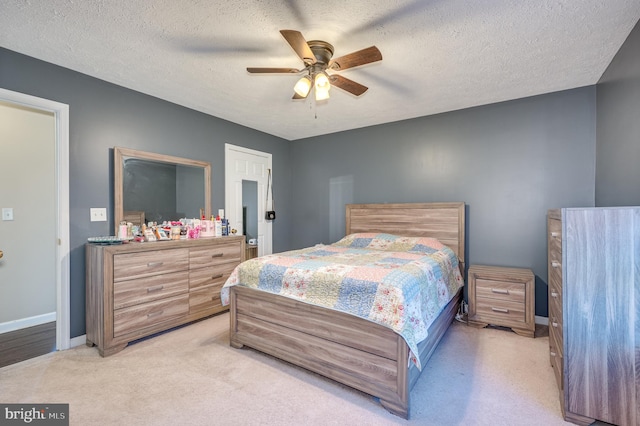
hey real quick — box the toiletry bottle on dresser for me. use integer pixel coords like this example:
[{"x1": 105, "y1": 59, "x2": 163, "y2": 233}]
[{"x1": 215, "y1": 215, "x2": 222, "y2": 237}]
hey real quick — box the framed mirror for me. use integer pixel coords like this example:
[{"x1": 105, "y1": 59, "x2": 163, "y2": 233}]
[{"x1": 114, "y1": 146, "x2": 211, "y2": 234}]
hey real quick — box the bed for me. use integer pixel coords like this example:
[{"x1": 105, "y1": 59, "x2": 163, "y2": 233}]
[{"x1": 223, "y1": 202, "x2": 466, "y2": 419}]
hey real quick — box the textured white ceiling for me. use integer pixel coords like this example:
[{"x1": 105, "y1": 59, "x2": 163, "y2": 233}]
[{"x1": 1, "y1": 1, "x2": 639, "y2": 140}]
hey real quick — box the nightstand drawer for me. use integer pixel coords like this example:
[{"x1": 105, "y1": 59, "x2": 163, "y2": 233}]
[
  {"x1": 474, "y1": 298, "x2": 526, "y2": 324},
  {"x1": 475, "y1": 279, "x2": 525, "y2": 303}
]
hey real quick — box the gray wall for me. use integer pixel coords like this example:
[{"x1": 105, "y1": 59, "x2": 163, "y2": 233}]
[
  {"x1": 291, "y1": 88, "x2": 597, "y2": 317},
  {"x1": 0, "y1": 47, "x2": 292, "y2": 337},
  {"x1": 596, "y1": 19, "x2": 640, "y2": 206},
  {"x1": 6, "y1": 26, "x2": 635, "y2": 330}
]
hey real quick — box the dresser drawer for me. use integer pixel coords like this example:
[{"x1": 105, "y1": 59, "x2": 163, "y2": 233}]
[
  {"x1": 549, "y1": 313, "x2": 563, "y2": 357},
  {"x1": 549, "y1": 341, "x2": 563, "y2": 390},
  {"x1": 474, "y1": 298, "x2": 526, "y2": 325},
  {"x1": 548, "y1": 256, "x2": 563, "y2": 286},
  {"x1": 475, "y1": 279, "x2": 525, "y2": 304},
  {"x1": 190, "y1": 242, "x2": 242, "y2": 268},
  {"x1": 113, "y1": 294, "x2": 189, "y2": 337},
  {"x1": 189, "y1": 285, "x2": 223, "y2": 314},
  {"x1": 548, "y1": 218, "x2": 562, "y2": 245},
  {"x1": 113, "y1": 271, "x2": 189, "y2": 309},
  {"x1": 113, "y1": 248, "x2": 189, "y2": 281},
  {"x1": 189, "y1": 262, "x2": 236, "y2": 290}
]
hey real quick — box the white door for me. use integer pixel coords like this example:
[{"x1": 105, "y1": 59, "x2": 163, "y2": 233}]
[
  {"x1": 0, "y1": 89, "x2": 70, "y2": 350},
  {"x1": 225, "y1": 144, "x2": 272, "y2": 257}
]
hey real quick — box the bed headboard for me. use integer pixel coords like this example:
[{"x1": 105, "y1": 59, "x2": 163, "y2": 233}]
[{"x1": 345, "y1": 202, "x2": 466, "y2": 264}]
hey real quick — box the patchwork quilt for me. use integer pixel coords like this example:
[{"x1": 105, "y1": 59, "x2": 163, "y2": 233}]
[{"x1": 221, "y1": 233, "x2": 464, "y2": 369}]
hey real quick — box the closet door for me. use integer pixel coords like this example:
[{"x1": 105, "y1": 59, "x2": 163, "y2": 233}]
[{"x1": 564, "y1": 207, "x2": 639, "y2": 426}]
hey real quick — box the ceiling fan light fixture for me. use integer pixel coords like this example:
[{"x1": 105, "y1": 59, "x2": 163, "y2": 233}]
[
  {"x1": 293, "y1": 75, "x2": 312, "y2": 98},
  {"x1": 314, "y1": 72, "x2": 330, "y2": 101}
]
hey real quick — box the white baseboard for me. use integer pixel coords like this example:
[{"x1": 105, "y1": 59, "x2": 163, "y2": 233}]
[
  {"x1": 535, "y1": 315, "x2": 549, "y2": 326},
  {"x1": 0, "y1": 312, "x2": 56, "y2": 334},
  {"x1": 69, "y1": 334, "x2": 86, "y2": 348}
]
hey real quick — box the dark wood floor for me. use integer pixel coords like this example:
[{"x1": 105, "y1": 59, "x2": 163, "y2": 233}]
[{"x1": 0, "y1": 322, "x2": 56, "y2": 368}]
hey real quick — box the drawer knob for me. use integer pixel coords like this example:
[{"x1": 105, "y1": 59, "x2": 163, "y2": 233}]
[
  {"x1": 147, "y1": 310, "x2": 164, "y2": 318},
  {"x1": 147, "y1": 261, "x2": 164, "y2": 268},
  {"x1": 211, "y1": 253, "x2": 224, "y2": 258},
  {"x1": 491, "y1": 307, "x2": 509, "y2": 314},
  {"x1": 550, "y1": 232, "x2": 560, "y2": 238},
  {"x1": 552, "y1": 321, "x2": 559, "y2": 328},
  {"x1": 491, "y1": 288, "x2": 509, "y2": 295},
  {"x1": 550, "y1": 351, "x2": 557, "y2": 357},
  {"x1": 211, "y1": 273, "x2": 224, "y2": 280},
  {"x1": 147, "y1": 285, "x2": 164, "y2": 293},
  {"x1": 551, "y1": 291, "x2": 559, "y2": 298},
  {"x1": 551, "y1": 261, "x2": 561, "y2": 268}
]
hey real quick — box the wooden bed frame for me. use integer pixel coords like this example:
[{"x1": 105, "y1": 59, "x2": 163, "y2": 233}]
[{"x1": 229, "y1": 202, "x2": 466, "y2": 419}]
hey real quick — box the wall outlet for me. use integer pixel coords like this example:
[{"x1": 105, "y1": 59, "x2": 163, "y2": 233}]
[
  {"x1": 90, "y1": 207, "x2": 107, "y2": 222},
  {"x1": 2, "y1": 208, "x2": 14, "y2": 221}
]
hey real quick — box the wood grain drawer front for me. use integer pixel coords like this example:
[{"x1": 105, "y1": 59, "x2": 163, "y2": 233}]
[
  {"x1": 548, "y1": 218, "x2": 562, "y2": 248},
  {"x1": 113, "y1": 294, "x2": 189, "y2": 337},
  {"x1": 189, "y1": 262, "x2": 236, "y2": 290},
  {"x1": 113, "y1": 271, "x2": 189, "y2": 310},
  {"x1": 113, "y1": 248, "x2": 189, "y2": 281},
  {"x1": 189, "y1": 285, "x2": 223, "y2": 314},
  {"x1": 475, "y1": 298, "x2": 525, "y2": 324},
  {"x1": 548, "y1": 255, "x2": 562, "y2": 286},
  {"x1": 475, "y1": 279, "x2": 525, "y2": 304},
  {"x1": 549, "y1": 340, "x2": 563, "y2": 390},
  {"x1": 189, "y1": 243, "x2": 241, "y2": 269},
  {"x1": 549, "y1": 313, "x2": 563, "y2": 356}
]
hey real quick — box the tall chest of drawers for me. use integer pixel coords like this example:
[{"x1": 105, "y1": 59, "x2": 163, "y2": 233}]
[
  {"x1": 86, "y1": 236, "x2": 244, "y2": 356},
  {"x1": 547, "y1": 208, "x2": 639, "y2": 426}
]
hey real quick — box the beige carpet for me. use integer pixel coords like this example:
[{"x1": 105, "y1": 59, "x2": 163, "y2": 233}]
[{"x1": 0, "y1": 313, "x2": 571, "y2": 425}]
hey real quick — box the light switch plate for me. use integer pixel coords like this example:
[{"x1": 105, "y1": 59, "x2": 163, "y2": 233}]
[
  {"x1": 90, "y1": 207, "x2": 107, "y2": 222},
  {"x1": 2, "y1": 208, "x2": 14, "y2": 221}
]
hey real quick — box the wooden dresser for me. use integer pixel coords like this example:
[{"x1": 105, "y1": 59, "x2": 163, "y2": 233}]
[
  {"x1": 467, "y1": 264, "x2": 535, "y2": 337},
  {"x1": 86, "y1": 236, "x2": 244, "y2": 356},
  {"x1": 548, "y1": 208, "x2": 639, "y2": 426}
]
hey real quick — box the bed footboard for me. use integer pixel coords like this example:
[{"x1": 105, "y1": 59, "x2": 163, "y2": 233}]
[{"x1": 229, "y1": 286, "x2": 462, "y2": 418}]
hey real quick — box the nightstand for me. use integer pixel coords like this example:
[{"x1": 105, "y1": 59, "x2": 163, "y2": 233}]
[
  {"x1": 467, "y1": 265, "x2": 535, "y2": 337},
  {"x1": 245, "y1": 244, "x2": 258, "y2": 260}
]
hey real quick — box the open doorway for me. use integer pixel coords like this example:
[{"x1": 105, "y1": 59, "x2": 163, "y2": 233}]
[{"x1": 0, "y1": 89, "x2": 70, "y2": 367}]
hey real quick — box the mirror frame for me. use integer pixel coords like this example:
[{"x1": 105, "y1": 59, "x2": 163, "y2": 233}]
[{"x1": 113, "y1": 146, "x2": 211, "y2": 234}]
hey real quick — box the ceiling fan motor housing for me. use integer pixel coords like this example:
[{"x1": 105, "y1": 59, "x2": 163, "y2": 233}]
[{"x1": 307, "y1": 40, "x2": 334, "y2": 66}]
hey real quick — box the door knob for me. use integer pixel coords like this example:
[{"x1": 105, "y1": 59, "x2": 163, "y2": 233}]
[{"x1": 0, "y1": 250, "x2": 3, "y2": 259}]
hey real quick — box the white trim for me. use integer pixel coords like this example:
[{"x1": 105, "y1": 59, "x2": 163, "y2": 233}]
[
  {"x1": 535, "y1": 315, "x2": 549, "y2": 326},
  {"x1": 69, "y1": 334, "x2": 86, "y2": 348},
  {"x1": 0, "y1": 88, "x2": 70, "y2": 351},
  {"x1": 225, "y1": 143, "x2": 273, "y2": 256},
  {"x1": 0, "y1": 312, "x2": 56, "y2": 334}
]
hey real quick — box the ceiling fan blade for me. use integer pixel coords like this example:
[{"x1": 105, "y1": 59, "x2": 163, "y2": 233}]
[
  {"x1": 329, "y1": 74, "x2": 369, "y2": 96},
  {"x1": 247, "y1": 67, "x2": 300, "y2": 73},
  {"x1": 280, "y1": 30, "x2": 317, "y2": 65},
  {"x1": 329, "y1": 46, "x2": 382, "y2": 71}
]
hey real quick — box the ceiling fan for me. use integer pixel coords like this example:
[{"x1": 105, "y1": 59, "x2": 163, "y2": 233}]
[{"x1": 247, "y1": 30, "x2": 382, "y2": 101}]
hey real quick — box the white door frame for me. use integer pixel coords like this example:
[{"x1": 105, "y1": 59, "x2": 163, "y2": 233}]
[
  {"x1": 225, "y1": 144, "x2": 272, "y2": 256},
  {"x1": 0, "y1": 88, "x2": 70, "y2": 351}
]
